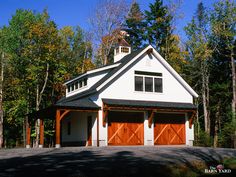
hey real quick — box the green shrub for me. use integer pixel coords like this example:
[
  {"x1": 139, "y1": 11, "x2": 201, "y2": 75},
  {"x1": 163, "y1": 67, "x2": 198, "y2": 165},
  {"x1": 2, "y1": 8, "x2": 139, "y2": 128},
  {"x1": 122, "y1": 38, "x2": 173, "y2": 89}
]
[
  {"x1": 194, "y1": 129, "x2": 212, "y2": 147},
  {"x1": 218, "y1": 121, "x2": 236, "y2": 148}
]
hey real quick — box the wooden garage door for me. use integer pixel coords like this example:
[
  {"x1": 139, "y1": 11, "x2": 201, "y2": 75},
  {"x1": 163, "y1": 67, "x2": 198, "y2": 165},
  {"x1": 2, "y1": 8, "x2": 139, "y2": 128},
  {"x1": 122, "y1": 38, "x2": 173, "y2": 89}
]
[
  {"x1": 154, "y1": 113, "x2": 185, "y2": 145},
  {"x1": 108, "y1": 111, "x2": 144, "y2": 145}
]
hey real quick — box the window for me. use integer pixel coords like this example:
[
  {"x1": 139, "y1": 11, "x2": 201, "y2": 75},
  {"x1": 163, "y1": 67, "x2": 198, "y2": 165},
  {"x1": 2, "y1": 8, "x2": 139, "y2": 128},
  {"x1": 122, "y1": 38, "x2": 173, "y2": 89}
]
[
  {"x1": 135, "y1": 76, "x2": 143, "y2": 91},
  {"x1": 67, "y1": 122, "x2": 71, "y2": 135},
  {"x1": 116, "y1": 47, "x2": 119, "y2": 54},
  {"x1": 134, "y1": 71, "x2": 163, "y2": 93},
  {"x1": 71, "y1": 84, "x2": 74, "y2": 91},
  {"x1": 75, "y1": 82, "x2": 78, "y2": 89},
  {"x1": 145, "y1": 77, "x2": 153, "y2": 92},
  {"x1": 67, "y1": 77, "x2": 88, "y2": 93},
  {"x1": 155, "y1": 78, "x2": 162, "y2": 92},
  {"x1": 79, "y1": 81, "x2": 83, "y2": 88},
  {"x1": 121, "y1": 47, "x2": 129, "y2": 53},
  {"x1": 84, "y1": 78, "x2": 87, "y2": 86}
]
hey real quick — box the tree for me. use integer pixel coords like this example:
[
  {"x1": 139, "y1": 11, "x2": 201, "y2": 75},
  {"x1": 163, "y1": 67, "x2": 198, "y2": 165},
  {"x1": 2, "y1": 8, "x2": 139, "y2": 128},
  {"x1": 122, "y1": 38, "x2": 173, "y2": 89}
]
[
  {"x1": 144, "y1": 0, "x2": 186, "y2": 73},
  {"x1": 210, "y1": 0, "x2": 236, "y2": 147},
  {"x1": 0, "y1": 29, "x2": 7, "y2": 148},
  {"x1": 89, "y1": 0, "x2": 129, "y2": 65},
  {"x1": 144, "y1": 0, "x2": 172, "y2": 56},
  {"x1": 124, "y1": 1, "x2": 145, "y2": 50},
  {"x1": 185, "y1": 2, "x2": 212, "y2": 137}
]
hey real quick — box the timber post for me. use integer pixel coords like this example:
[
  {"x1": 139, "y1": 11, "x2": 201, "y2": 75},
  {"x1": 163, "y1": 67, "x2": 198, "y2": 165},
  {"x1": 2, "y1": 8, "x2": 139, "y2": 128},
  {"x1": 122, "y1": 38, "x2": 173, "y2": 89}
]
[
  {"x1": 39, "y1": 118, "x2": 44, "y2": 148},
  {"x1": 97, "y1": 111, "x2": 99, "y2": 147},
  {"x1": 26, "y1": 117, "x2": 31, "y2": 148},
  {"x1": 55, "y1": 109, "x2": 61, "y2": 148}
]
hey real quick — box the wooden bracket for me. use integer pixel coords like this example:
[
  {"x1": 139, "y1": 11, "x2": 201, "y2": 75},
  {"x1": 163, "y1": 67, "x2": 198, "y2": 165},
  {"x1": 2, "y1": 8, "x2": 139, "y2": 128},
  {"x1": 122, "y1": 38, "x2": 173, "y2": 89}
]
[
  {"x1": 60, "y1": 110, "x2": 70, "y2": 121},
  {"x1": 103, "y1": 109, "x2": 108, "y2": 127},
  {"x1": 189, "y1": 111, "x2": 196, "y2": 129},
  {"x1": 148, "y1": 109, "x2": 156, "y2": 128}
]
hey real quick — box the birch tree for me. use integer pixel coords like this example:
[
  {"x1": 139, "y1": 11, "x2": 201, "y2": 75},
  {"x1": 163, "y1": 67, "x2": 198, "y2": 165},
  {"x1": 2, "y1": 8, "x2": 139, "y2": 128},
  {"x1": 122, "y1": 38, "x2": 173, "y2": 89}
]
[
  {"x1": 89, "y1": 0, "x2": 129, "y2": 65},
  {"x1": 0, "y1": 49, "x2": 4, "y2": 148}
]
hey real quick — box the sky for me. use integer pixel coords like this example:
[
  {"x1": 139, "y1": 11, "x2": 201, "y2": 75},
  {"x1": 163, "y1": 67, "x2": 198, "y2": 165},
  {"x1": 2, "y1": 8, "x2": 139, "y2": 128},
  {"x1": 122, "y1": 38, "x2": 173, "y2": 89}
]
[{"x1": 0, "y1": 0, "x2": 219, "y2": 41}]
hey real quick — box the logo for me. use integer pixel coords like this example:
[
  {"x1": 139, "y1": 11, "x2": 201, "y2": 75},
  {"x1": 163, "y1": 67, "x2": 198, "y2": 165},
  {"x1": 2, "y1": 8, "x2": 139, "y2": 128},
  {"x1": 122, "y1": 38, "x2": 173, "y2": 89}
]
[{"x1": 205, "y1": 164, "x2": 231, "y2": 174}]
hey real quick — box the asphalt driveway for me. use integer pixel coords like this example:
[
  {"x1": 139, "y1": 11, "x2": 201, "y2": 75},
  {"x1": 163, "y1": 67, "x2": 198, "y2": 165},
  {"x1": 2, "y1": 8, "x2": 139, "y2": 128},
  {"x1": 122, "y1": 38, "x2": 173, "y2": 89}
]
[{"x1": 0, "y1": 146, "x2": 235, "y2": 177}]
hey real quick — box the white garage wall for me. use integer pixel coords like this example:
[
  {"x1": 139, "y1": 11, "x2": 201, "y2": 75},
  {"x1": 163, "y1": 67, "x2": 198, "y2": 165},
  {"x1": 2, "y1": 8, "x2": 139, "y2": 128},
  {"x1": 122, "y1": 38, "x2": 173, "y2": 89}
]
[
  {"x1": 98, "y1": 110, "x2": 107, "y2": 146},
  {"x1": 185, "y1": 113, "x2": 194, "y2": 146},
  {"x1": 144, "y1": 111, "x2": 154, "y2": 145},
  {"x1": 61, "y1": 111, "x2": 97, "y2": 146},
  {"x1": 91, "y1": 113, "x2": 98, "y2": 147}
]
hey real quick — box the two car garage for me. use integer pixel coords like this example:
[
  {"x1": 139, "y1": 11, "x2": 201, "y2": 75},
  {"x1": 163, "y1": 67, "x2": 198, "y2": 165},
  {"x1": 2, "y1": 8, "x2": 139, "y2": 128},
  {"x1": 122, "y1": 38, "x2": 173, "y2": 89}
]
[{"x1": 107, "y1": 111, "x2": 186, "y2": 146}]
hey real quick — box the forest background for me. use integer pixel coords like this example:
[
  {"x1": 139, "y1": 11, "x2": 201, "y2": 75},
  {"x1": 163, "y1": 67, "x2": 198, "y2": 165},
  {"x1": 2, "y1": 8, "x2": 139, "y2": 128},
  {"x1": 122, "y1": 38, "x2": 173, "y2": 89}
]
[{"x1": 0, "y1": 0, "x2": 235, "y2": 148}]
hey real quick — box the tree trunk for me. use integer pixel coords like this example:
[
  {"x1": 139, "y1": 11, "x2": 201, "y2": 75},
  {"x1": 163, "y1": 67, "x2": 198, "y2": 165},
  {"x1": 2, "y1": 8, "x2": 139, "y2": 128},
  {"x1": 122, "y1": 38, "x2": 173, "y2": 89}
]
[
  {"x1": 0, "y1": 52, "x2": 4, "y2": 148},
  {"x1": 35, "y1": 85, "x2": 40, "y2": 147},
  {"x1": 202, "y1": 61, "x2": 210, "y2": 134},
  {"x1": 104, "y1": 55, "x2": 108, "y2": 66},
  {"x1": 82, "y1": 44, "x2": 88, "y2": 73},
  {"x1": 35, "y1": 63, "x2": 49, "y2": 147},
  {"x1": 214, "y1": 102, "x2": 220, "y2": 148},
  {"x1": 196, "y1": 99, "x2": 200, "y2": 142},
  {"x1": 230, "y1": 47, "x2": 236, "y2": 148},
  {"x1": 231, "y1": 48, "x2": 236, "y2": 116}
]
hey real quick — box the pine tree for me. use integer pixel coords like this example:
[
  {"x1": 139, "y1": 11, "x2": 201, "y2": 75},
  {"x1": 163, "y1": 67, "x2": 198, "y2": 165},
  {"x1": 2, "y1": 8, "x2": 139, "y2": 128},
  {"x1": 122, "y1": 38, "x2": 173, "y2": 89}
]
[
  {"x1": 144, "y1": 0, "x2": 172, "y2": 56},
  {"x1": 125, "y1": 1, "x2": 144, "y2": 50}
]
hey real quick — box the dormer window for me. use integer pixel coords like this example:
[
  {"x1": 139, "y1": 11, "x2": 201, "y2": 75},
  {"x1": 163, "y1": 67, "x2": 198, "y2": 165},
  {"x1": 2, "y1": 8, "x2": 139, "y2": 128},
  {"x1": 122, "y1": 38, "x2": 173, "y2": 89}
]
[
  {"x1": 67, "y1": 78, "x2": 88, "y2": 93},
  {"x1": 84, "y1": 78, "x2": 87, "y2": 86},
  {"x1": 116, "y1": 47, "x2": 119, "y2": 54},
  {"x1": 75, "y1": 81, "x2": 78, "y2": 89},
  {"x1": 79, "y1": 81, "x2": 83, "y2": 88},
  {"x1": 121, "y1": 47, "x2": 129, "y2": 53},
  {"x1": 68, "y1": 85, "x2": 71, "y2": 92}
]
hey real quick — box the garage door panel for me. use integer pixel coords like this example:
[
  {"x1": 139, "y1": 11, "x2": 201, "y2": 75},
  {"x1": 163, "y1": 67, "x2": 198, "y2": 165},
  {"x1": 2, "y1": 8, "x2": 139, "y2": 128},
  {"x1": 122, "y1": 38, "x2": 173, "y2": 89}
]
[
  {"x1": 108, "y1": 111, "x2": 144, "y2": 145},
  {"x1": 154, "y1": 113, "x2": 185, "y2": 145}
]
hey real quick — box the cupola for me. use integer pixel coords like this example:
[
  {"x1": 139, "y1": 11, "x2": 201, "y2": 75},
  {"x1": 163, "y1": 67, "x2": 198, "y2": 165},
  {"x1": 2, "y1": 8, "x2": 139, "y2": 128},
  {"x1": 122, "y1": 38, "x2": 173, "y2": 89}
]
[{"x1": 114, "y1": 34, "x2": 131, "y2": 63}]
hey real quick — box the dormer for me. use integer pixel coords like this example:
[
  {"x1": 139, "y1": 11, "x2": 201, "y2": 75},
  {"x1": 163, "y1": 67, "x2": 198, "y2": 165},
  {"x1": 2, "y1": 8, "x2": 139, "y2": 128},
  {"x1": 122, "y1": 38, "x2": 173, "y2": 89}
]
[{"x1": 114, "y1": 38, "x2": 131, "y2": 63}]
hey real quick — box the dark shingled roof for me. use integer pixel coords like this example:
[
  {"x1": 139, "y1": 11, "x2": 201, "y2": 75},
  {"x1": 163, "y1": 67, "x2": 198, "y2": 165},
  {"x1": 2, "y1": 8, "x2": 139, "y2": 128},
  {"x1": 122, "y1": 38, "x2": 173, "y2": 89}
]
[
  {"x1": 56, "y1": 98, "x2": 100, "y2": 109},
  {"x1": 102, "y1": 98, "x2": 197, "y2": 110},
  {"x1": 57, "y1": 46, "x2": 147, "y2": 104},
  {"x1": 28, "y1": 98, "x2": 100, "y2": 120}
]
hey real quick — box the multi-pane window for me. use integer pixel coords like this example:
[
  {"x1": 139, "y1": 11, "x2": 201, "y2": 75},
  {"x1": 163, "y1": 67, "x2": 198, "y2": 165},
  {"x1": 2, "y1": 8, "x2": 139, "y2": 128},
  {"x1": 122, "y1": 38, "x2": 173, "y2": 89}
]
[
  {"x1": 121, "y1": 47, "x2": 129, "y2": 53},
  {"x1": 154, "y1": 78, "x2": 163, "y2": 92},
  {"x1": 67, "y1": 78, "x2": 88, "y2": 93},
  {"x1": 145, "y1": 77, "x2": 153, "y2": 92},
  {"x1": 116, "y1": 47, "x2": 119, "y2": 54},
  {"x1": 79, "y1": 81, "x2": 83, "y2": 88},
  {"x1": 68, "y1": 85, "x2": 71, "y2": 92},
  {"x1": 71, "y1": 84, "x2": 74, "y2": 91},
  {"x1": 75, "y1": 81, "x2": 78, "y2": 89},
  {"x1": 135, "y1": 76, "x2": 143, "y2": 91},
  {"x1": 134, "y1": 71, "x2": 163, "y2": 93},
  {"x1": 84, "y1": 78, "x2": 87, "y2": 86}
]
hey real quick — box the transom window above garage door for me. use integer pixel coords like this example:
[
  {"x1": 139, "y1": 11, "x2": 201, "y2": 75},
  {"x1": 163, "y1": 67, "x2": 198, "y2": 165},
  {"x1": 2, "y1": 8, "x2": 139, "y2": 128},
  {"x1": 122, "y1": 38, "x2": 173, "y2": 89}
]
[{"x1": 134, "y1": 71, "x2": 163, "y2": 93}]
